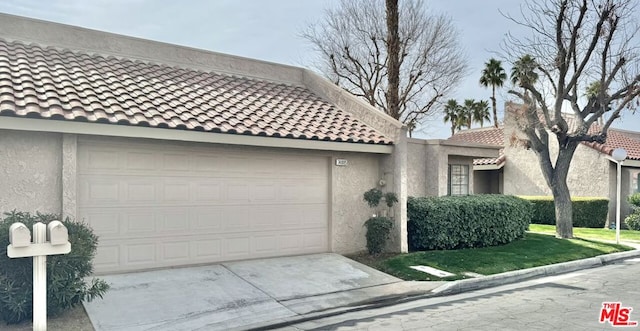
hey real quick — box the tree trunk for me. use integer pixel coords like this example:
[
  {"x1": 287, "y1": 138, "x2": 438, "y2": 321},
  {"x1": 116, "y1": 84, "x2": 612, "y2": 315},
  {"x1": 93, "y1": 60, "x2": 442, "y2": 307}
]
[
  {"x1": 552, "y1": 179, "x2": 573, "y2": 238},
  {"x1": 385, "y1": 0, "x2": 400, "y2": 119},
  {"x1": 550, "y1": 142, "x2": 578, "y2": 239},
  {"x1": 491, "y1": 85, "x2": 498, "y2": 128}
]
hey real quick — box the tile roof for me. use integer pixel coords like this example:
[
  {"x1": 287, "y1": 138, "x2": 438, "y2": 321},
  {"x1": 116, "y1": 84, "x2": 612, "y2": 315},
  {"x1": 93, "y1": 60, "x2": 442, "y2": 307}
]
[
  {"x1": 448, "y1": 127, "x2": 505, "y2": 166},
  {"x1": 0, "y1": 39, "x2": 392, "y2": 145},
  {"x1": 450, "y1": 122, "x2": 640, "y2": 165},
  {"x1": 584, "y1": 128, "x2": 640, "y2": 160}
]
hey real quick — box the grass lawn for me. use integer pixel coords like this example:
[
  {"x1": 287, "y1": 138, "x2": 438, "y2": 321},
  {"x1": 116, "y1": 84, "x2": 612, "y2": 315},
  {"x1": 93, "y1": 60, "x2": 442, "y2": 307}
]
[
  {"x1": 530, "y1": 224, "x2": 640, "y2": 242},
  {"x1": 351, "y1": 233, "x2": 631, "y2": 281}
]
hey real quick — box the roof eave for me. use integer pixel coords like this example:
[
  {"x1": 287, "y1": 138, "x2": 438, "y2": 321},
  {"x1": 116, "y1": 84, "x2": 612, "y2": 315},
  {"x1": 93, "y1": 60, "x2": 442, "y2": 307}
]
[
  {"x1": 0, "y1": 116, "x2": 393, "y2": 154},
  {"x1": 473, "y1": 161, "x2": 505, "y2": 171}
]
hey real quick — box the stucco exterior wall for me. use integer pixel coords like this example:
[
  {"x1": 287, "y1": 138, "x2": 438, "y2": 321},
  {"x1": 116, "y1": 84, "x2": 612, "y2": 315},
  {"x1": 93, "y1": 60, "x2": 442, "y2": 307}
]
[
  {"x1": 0, "y1": 129, "x2": 62, "y2": 215},
  {"x1": 503, "y1": 108, "x2": 610, "y2": 199},
  {"x1": 609, "y1": 165, "x2": 639, "y2": 225},
  {"x1": 407, "y1": 141, "x2": 427, "y2": 197},
  {"x1": 504, "y1": 137, "x2": 610, "y2": 197},
  {"x1": 330, "y1": 151, "x2": 385, "y2": 254}
]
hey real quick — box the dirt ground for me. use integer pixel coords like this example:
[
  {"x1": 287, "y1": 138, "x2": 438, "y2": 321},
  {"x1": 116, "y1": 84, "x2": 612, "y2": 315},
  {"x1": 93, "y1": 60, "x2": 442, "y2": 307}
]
[{"x1": 0, "y1": 306, "x2": 93, "y2": 331}]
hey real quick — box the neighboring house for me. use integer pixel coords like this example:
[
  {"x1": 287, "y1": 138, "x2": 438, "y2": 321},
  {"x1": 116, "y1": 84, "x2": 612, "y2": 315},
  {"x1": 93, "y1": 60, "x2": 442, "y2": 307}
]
[
  {"x1": 447, "y1": 127, "x2": 505, "y2": 194},
  {"x1": 406, "y1": 138, "x2": 500, "y2": 197},
  {"x1": 450, "y1": 102, "x2": 640, "y2": 224}
]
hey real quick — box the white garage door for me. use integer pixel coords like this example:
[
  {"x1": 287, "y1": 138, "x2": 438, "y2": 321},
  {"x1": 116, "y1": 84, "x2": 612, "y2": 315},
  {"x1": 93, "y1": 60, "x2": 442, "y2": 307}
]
[{"x1": 78, "y1": 138, "x2": 329, "y2": 273}]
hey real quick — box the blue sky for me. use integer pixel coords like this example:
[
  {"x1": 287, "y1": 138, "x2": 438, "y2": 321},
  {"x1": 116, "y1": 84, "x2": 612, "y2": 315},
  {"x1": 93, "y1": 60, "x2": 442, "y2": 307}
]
[{"x1": 0, "y1": 0, "x2": 637, "y2": 138}]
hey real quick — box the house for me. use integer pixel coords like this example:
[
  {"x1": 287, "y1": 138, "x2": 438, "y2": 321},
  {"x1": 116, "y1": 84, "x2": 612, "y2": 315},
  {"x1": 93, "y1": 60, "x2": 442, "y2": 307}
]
[
  {"x1": 450, "y1": 103, "x2": 640, "y2": 224},
  {"x1": 0, "y1": 14, "x2": 501, "y2": 273},
  {"x1": 0, "y1": 13, "x2": 409, "y2": 274}
]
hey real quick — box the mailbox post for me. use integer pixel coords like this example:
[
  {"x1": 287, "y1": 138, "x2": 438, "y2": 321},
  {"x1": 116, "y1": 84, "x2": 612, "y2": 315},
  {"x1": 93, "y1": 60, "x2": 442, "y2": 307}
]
[{"x1": 7, "y1": 221, "x2": 71, "y2": 331}]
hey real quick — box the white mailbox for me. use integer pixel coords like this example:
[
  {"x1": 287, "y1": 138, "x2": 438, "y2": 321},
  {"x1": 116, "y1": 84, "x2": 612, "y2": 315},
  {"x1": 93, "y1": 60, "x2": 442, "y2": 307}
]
[
  {"x1": 6, "y1": 221, "x2": 72, "y2": 331},
  {"x1": 9, "y1": 222, "x2": 31, "y2": 248},
  {"x1": 47, "y1": 221, "x2": 68, "y2": 246}
]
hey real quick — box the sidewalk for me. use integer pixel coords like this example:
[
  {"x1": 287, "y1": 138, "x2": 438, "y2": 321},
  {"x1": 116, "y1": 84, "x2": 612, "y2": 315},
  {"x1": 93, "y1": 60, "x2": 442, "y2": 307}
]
[{"x1": 243, "y1": 244, "x2": 640, "y2": 330}]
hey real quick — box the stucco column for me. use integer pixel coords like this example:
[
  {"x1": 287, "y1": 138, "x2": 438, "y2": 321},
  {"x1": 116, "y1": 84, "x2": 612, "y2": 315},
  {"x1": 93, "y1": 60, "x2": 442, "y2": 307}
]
[
  {"x1": 393, "y1": 127, "x2": 408, "y2": 253},
  {"x1": 61, "y1": 134, "x2": 77, "y2": 221}
]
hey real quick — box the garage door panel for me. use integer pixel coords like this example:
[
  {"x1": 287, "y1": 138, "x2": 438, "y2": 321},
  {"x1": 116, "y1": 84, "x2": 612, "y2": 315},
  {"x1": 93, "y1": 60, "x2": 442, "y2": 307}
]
[
  {"x1": 93, "y1": 244, "x2": 120, "y2": 270},
  {"x1": 162, "y1": 153, "x2": 190, "y2": 171},
  {"x1": 84, "y1": 149, "x2": 120, "y2": 171},
  {"x1": 162, "y1": 241, "x2": 190, "y2": 261},
  {"x1": 126, "y1": 243, "x2": 157, "y2": 264},
  {"x1": 84, "y1": 210, "x2": 120, "y2": 235},
  {"x1": 191, "y1": 208, "x2": 224, "y2": 232},
  {"x1": 124, "y1": 212, "x2": 156, "y2": 233},
  {"x1": 303, "y1": 231, "x2": 328, "y2": 250},
  {"x1": 192, "y1": 239, "x2": 222, "y2": 259},
  {"x1": 194, "y1": 181, "x2": 223, "y2": 201},
  {"x1": 125, "y1": 151, "x2": 158, "y2": 170},
  {"x1": 79, "y1": 139, "x2": 330, "y2": 273},
  {"x1": 163, "y1": 182, "x2": 190, "y2": 202},
  {"x1": 94, "y1": 227, "x2": 329, "y2": 273}
]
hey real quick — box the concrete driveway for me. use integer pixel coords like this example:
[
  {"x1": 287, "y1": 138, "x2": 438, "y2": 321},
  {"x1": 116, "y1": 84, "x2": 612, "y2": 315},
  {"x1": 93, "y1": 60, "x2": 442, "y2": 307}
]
[{"x1": 83, "y1": 253, "x2": 400, "y2": 330}]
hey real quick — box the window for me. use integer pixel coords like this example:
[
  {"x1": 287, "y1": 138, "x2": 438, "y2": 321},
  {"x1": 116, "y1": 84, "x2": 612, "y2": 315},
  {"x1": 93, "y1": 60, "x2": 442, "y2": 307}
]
[{"x1": 448, "y1": 164, "x2": 469, "y2": 196}]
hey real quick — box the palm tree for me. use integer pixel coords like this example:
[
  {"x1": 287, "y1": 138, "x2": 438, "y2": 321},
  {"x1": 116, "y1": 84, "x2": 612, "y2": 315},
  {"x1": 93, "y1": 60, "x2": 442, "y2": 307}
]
[
  {"x1": 479, "y1": 58, "x2": 506, "y2": 128},
  {"x1": 472, "y1": 100, "x2": 491, "y2": 127},
  {"x1": 460, "y1": 99, "x2": 476, "y2": 129},
  {"x1": 443, "y1": 99, "x2": 463, "y2": 136},
  {"x1": 510, "y1": 54, "x2": 539, "y2": 88}
]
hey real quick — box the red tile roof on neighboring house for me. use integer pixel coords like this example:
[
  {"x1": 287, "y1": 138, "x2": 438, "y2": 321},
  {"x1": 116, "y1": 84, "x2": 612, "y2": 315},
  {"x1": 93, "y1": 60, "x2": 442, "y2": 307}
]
[
  {"x1": 0, "y1": 39, "x2": 392, "y2": 145},
  {"x1": 584, "y1": 128, "x2": 640, "y2": 160},
  {"x1": 448, "y1": 127, "x2": 505, "y2": 166},
  {"x1": 450, "y1": 122, "x2": 640, "y2": 164}
]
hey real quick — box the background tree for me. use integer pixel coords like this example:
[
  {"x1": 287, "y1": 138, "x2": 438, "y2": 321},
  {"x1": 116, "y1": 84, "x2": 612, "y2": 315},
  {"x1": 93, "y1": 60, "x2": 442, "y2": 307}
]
[
  {"x1": 386, "y1": 0, "x2": 400, "y2": 126},
  {"x1": 503, "y1": 0, "x2": 640, "y2": 238},
  {"x1": 443, "y1": 99, "x2": 463, "y2": 136},
  {"x1": 473, "y1": 100, "x2": 491, "y2": 127},
  {"x1": 302, "y1": 0, "x2": 467, "y2": 135},
  {"x1": 479, "y1": 58, "x2": 507, "y2": 127},
  {"x1": 510, "y1": 54, "x2": 539, "y2": 89},
  {"x1": 460, "y1": 99, "x2": 476, "y2": 129}
]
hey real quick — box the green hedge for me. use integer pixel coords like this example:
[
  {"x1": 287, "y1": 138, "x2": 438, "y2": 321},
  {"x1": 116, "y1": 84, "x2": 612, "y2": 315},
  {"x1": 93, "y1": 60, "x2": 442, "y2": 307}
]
[
  {"x1": 407, "y1": 195, "x2": 531, "y2": 251},
  {"x1": 519, "y1": 196, "x2": 609, "y2": 228}
]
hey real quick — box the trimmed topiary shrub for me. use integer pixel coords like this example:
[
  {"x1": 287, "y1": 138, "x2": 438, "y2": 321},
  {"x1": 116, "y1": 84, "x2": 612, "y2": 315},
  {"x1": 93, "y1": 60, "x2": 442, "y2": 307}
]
[
  {"x1": 0, "y1": 211, "x2": 109, "y2": 324},
  {"x1": 520, "y1": 196, "x2": 609, "y2": 228},
  {"x1": 364, "y1": 216, "x2": 393, "y2": 254},
  {"x1": 407, "y1": 195, "x2": 531, "y2": 251}
]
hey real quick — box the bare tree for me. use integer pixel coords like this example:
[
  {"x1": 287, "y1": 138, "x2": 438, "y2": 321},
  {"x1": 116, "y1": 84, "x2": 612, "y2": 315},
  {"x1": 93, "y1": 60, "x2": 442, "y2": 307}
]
[
  {"x1": 301, "y1": 0, "x2": 467, "y2": 134},
  {"x1": 503, "y1": 0, "x2": 640, "y2": 238}
]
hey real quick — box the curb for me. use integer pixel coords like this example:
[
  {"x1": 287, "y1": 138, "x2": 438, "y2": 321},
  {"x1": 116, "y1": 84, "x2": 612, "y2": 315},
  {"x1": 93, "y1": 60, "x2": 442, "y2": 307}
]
[
  {"x1": 245, "y1": 249, "x2": 640, "y2": 330},
  {"x1": 431, "y1": 248, "x2": 640, "y2": 296}
]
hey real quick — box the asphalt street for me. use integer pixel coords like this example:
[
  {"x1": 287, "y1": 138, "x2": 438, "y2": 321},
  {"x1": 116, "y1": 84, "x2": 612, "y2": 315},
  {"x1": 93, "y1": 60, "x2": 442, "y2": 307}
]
[{"x1": 281, "y1": 258, "x2": 640, "y2": 330}]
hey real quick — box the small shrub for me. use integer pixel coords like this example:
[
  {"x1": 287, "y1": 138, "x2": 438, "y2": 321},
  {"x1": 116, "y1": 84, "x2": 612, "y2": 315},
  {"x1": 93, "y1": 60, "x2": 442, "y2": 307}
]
[
  {"x1": 0, "y1": 211, "x2": 109, "y2": 324},
  {"x1": 383, "y1": 192, "x2": 398, "y2": 208},
  {"x1": 520, "y1": 196, "x2": 609, "y2": 228},
  {"x1": 625, "y1": 213, "x2": 640, "y2": 231},
  {"x1": 407, "y1": 195, "x2": 531, "y2": 251},
  {"x1": 629, "y1": 193, "x2": 640, "y2": 212},
  {"x1": 364, "y1": 216, "x2": 393, "y2": 254},
  {"x1": 363, "y1": 188, "x2": 383, "y2": 208}
]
